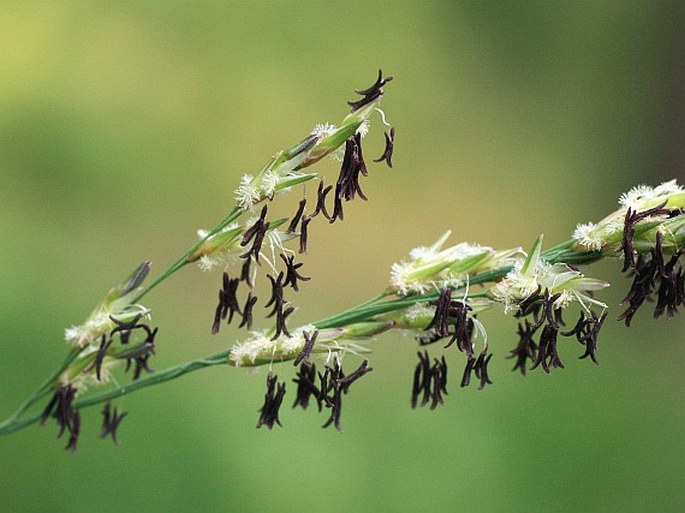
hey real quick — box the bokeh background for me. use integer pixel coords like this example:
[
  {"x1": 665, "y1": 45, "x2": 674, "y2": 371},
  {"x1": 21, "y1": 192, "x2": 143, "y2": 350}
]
[{"x1": 1, "y1": 2, "x2": 683, "y2": 512}]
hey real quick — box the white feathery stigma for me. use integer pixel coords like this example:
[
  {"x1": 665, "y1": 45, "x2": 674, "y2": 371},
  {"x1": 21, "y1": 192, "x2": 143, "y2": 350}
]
[
  {"x1": 573, "y1": 222, "x2": 606, "y2": 251},
  {"x1": 492, "y1": 260, "x2": 539, "y2": 314},
  {"x1": 619, "y1": 179, "x2": 682, "y2": 210},
  {"x1": 356, "y1": 120, "x2": 370, "y2": 138},
  {"x1": 260, "y1": 170, "x2": 280, "y2": 198},
  {"x1": 234, "y1": 174, "x2": 261, "y2": 211},
  {"x1": 311, "y1": 123, "x2": 337, "y2": 139}
]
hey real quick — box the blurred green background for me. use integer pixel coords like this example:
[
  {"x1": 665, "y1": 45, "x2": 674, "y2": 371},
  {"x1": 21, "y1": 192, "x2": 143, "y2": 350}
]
[{"x1": 1, "y1": 2, "x2": 683, "y2": 512}]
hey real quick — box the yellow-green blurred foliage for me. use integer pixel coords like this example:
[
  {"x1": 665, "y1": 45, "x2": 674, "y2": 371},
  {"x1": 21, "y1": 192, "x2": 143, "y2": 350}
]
[{"x1": 1, "y1": 2, "x2": 683, "y2": 512}]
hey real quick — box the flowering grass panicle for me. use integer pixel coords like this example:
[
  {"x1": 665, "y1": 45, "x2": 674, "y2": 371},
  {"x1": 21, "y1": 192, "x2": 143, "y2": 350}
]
[{"x1": 2, "y1": 72, "x2": 684, "y2": 451}]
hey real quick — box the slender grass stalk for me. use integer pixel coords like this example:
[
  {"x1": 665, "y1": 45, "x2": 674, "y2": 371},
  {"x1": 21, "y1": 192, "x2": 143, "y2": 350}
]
[
  {"x1": 0, "y1": 348, "x2": 80, "y2": 428},
  {"x1": 131, "y1": 207, "x2": 242, "y2": 303}
]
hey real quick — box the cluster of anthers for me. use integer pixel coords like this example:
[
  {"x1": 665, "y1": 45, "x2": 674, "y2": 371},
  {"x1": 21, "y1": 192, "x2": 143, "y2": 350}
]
[{"x1": 258, "y1": 355, "x2": 373, "y2": 432}]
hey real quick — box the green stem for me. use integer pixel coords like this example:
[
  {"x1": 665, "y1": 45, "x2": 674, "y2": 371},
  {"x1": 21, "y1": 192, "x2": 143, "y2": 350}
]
[
  {"x1": 131, "y1": 206, "x2": 243, "y2": 303},
  {"x1": 314, "y1": 291, "x2": 389, "y2": 328},
  {"x1": 542, "y1": 239, "x2": 603, "y2": 266},
  {"x1": 315, "y1": 295, "x2": 426, "y2": 329},
  {"x1": 0, "y1": 351, "x2": 231, "y2": 436},
  {"x1": 75, "y1": 352, "x2": 229, "y2": 409},
  {"x1": 2, "y1": 348, "x2": 80, "y2": 424}
]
